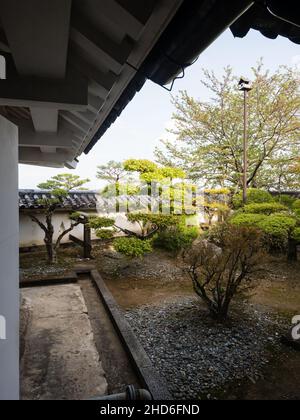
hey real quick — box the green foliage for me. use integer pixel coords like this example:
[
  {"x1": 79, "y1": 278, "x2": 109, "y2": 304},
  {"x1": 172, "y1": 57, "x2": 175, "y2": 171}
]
[
  {"x1": 69, "y1": 212, "x2": 82, "y2": 221},
  {"x1": 158, "y1": 166, "x2": 186, "y2": 180},
  {"x1": 124, "y1": 159, "x2": 157, "y2": 174},
  {"x1": 96, "y1": 230, "x2": 115, "y2": 240},
  {"x1": 96, "y1": 161, "x2": 129, "y2": 184},
  {"x1": 292, "y1": 199, "x2": 300, "y2": 210},
  {"x1": 38, "y1": 173, "x2": 90, "y2": 192},
  {"x1": 114, "y1": 237, "x2": 153, "y2": 258},
  {"x1": 242, "y1": 202, "x2": 288, "y2": 215},
  {"x1": 124, "y1": 159, "x2": 186, "y2": 187},
  {"x1": 205, "y1": 188, "x2": 230, "y2": 195},
  {"x1": 153, "y1": 225, "x2": 199, "y2": 252},
  {"x1": 88, "y1": 216, "x2": 115, "y2": 229},
  {"x1": 155, "y1": 62, "x2": 300, "y2": 190},
  {"x1": 229, "y1": 213, "x2": 267, "y2": 228},
  {"x1": 231, "y1": 212, "x2": 297, "y2": 248},
  {"x1": 258, "y1": 214, "x2": 296, "y2": 238},
  {"x1": 291, "y1": 227, "x2": 300, "y2": 242},
  {"x1": 88, "y1": 216, "x2": 115, "y2": 240},
  {"x1": 100, "y1": 182, "x2": 140, "y2": 198},
  {"x1": 275, "y1": 194, "x2": 296, "y2": 209},
  {"x1": 127, "y1": 213, "x2": 181, "y2": 231},
  {"x1": 232, "y1": 189, "x2": 274, "y2": 209}
]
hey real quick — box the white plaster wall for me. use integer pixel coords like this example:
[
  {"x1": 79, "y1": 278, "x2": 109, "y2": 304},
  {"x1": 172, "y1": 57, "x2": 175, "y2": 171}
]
[
  {"x1": 0, "y1": 115, "x2": 19, "y2": 400},
  {"x1": 19, "y1": 212, "x2": 99, "y2": 247},
  {"x1": 19, "y1": 212, "x2": 143, "y2": 247},
  {"x1": 19, "y1": 212, "x2": 206, "y2": 248}
]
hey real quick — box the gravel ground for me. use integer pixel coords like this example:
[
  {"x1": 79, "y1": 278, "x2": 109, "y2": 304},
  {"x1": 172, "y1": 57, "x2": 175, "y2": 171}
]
[
  {"x1": 98, "y1": 247, "x2": 184, "y2": 282},
  {"x1": 125, "y1": 297, "x2": 286, "y2": 400},
  {"x1": 20, "y1": 265, "x2": 68, "y2": 279}
]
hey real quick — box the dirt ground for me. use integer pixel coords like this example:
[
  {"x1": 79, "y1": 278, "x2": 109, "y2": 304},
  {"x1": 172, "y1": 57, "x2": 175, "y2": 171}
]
[{"x1": 20, "y1": 244, "x2": 300, "y2": 400}]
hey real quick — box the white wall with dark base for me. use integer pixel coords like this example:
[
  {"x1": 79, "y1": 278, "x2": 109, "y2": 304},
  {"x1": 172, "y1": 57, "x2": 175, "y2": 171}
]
[{"x1": 0, "y1": 115, "x2": 19, "y2": 400}]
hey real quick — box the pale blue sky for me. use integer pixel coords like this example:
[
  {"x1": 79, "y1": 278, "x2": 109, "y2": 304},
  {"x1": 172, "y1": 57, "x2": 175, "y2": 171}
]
[{"x1": 19, "y1": 28, "x2": 300, "y2": 189}]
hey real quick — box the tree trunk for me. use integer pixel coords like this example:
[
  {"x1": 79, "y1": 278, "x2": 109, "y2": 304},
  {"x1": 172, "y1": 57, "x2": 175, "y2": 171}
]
[
  {"x1": 287, "y1": 238, "x2": 298, "y2": 262},
  {"x1": 210, "y1": 306, "x2": 229, "y2": 322},
  {"x1": 45, "y1": 240, "x2": 57, "y2": 264},
  {"x1": 44, "y1": 222, "x2": 56, "y2": 264}
]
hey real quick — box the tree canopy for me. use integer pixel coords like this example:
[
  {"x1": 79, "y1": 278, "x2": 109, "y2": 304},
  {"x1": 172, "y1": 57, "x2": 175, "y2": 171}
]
[{"x1": 155, "y1": 62, "x2": 300, "y2": 191}]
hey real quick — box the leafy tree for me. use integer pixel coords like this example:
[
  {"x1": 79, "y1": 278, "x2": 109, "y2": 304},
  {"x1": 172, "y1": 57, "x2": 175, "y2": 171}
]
[
  {"x1": 184, "y1": 224, "x2": 265, "y2": 321},
  {"x1": 96, "y1": 161, "x2": 133, "y2": 211},
  {"x1": 232, "y1": 188, "x2": 274, "y2": 209},
  {"x1": 123, "y1": 159, "x2": 158, "y2": 175},
  {"x1": 29, "y1": 174, "x2": 89, "y2": 264},
  {"x1": 124, "y1": 159, "x2": 187, "y2": 213},
  {"x1": 156, "y1": 62, "x2": 300, "y2": 190},
  {"x1": 96, "y1": 161, "x2": 129, "y2": 185}
]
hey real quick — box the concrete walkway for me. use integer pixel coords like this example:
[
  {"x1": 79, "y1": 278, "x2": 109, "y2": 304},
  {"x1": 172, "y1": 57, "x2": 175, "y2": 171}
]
[{"x1": 21, "y1": 284, "x2": 108, "y2": 400}]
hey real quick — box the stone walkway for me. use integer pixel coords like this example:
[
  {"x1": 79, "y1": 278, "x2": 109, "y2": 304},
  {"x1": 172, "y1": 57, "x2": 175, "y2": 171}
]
[{"x1": 21, "y1": 284, "x2": 108, "y2": 400}]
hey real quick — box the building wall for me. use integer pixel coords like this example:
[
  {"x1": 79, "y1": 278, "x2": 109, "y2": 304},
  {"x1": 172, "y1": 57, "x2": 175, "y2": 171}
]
[
  {"x1": 19, "y1": 212, "x2": 142, "y2": 248},
  {"x1": 0, "y1": 115, "x2": 19, "y2": 400},
  {"x1": 19, "y1": 211, "x2": 204, "y2": 248}
]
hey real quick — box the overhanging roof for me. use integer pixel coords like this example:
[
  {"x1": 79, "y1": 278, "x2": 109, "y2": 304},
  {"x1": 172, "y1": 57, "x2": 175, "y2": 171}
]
[{"x1": 0, "y1": 0, "x2": 299, "y2": 168}]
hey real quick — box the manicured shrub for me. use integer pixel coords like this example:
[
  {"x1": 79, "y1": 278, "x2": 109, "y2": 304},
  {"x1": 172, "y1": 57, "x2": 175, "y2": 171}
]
[
  {"x1": 114, "y1": 237, "x2": 152, "y2": 258},
  {"x1": 258, "y1": 214, "x2": 296, "y2": 242},
  {"x1": 291, "y1": 227, "x2": 300, "y2": 242},
  {"x1": 242, "y1": 202, "x2": 288, "y2": 215},
  {"x1": 275, "y1": 194, "x2": 296, "y2": 209},
  {"x1": 95, "y1": 230, "x2": 114, "y2": 240},
  {"x1": 231, "y1": 212, "x2": 297, "y2": 249},
  {"x1": 88, "y1": 216, "x2": 116, "y2": 242},
  {"x1": 153, "y1": 225, "x2": 199, "y2": 252},
  {"x1": 232, "y1": 188, "x2": 274, "y2": 209},
  {"x1": 230, "y1": 213, "x2": 267, "y2": 227},
  {"x1": 292, "y1": 200, "x2": 300, "y2": 218}
]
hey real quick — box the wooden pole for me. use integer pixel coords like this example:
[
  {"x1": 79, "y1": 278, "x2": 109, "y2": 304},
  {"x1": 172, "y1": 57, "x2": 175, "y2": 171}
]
[{"x1": 243, "y1": 89, "x2": 248, "y2": 204}]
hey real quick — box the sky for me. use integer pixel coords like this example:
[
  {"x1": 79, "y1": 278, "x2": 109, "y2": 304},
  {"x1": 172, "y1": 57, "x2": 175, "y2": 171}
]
[{"x1": 18, "y1": 28, "x2": 300, "y2": 190}]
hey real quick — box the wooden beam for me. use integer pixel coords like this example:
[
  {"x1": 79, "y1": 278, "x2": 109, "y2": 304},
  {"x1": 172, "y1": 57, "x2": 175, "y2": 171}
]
[
  {"x1": 88, "y1": 93, "x2": 104, "y2": 113},
  {"x1": 73, "y1": 0, "x2": 145, "y2": 40},
  {"x1": 19, "y1": 129, "x2": 74, "y2": 150},
  {"x1": 71, "y1": 110, "x2": 96, "y2": 125},
  {"x1": 69, "y1": 46, "x2": 118, "y2": 93},
  {"x1": 71, "y1": 12, "x2": 134, "y2": 67},
  {"x1": 19, "y1": 147, "x2": 74, "y2": 165},
  {"x1": 0, "y1": 0, "x2": 72, "y2": 78},
  {"x1": 60, "y1": 112, "x2": 90, "y2": 133},
  {"x1": 0, "y1": 72, "x2": 88, "y2": 110},
  {"x1": 30, "y1": 108, "x2": 58, "y2": 133}
]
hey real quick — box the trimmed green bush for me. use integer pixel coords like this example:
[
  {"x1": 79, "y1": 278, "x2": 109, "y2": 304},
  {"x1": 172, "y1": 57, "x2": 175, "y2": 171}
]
[
  {"x1": 231, "y1": 212, "x2": 297, "y2": 249},
  {"x1": 292, "y1": 199, "x2": 300, "y2": 211},
  {"x1": 292, "y1": 227, "x2": 300, "y2": 242},
  {"x1": 258, "y1": 214, "x2": 296, "y2": 239},
  {"x1": 114, "y1": 237, "x2": 152, "y2": 258},
  {"x1": 275, "y1": 194, "x2": 296, "y2": 209},
  {"x1": 230, "y1": 213, "x2": 267, "y2": 227},
  {"x1": 153, "y1": 225, "x2": 199, "y2": 252},
  {"x1": 95, "y1": 230, "x2": 114, "y2": 240},
  {"x1": 232, "y1": 188, "x2": 274, "y2": 209},
  {"x1": 242, "y1": 202, "x2": 288, "y2": 215}
]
